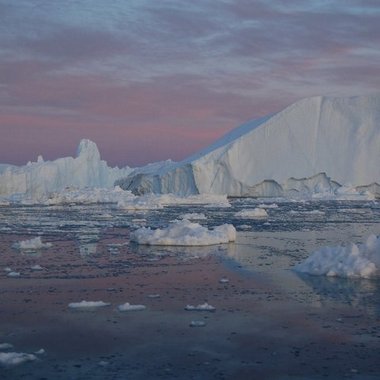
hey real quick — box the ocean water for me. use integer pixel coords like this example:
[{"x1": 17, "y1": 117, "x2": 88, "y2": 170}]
[{"x1": 0, "y1": 199, "x2": 379, "y2": 379}]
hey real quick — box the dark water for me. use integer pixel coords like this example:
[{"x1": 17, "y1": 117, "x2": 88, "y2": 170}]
[{"x1": 0, "y1": 199, "x2": 379, "y2": 379}]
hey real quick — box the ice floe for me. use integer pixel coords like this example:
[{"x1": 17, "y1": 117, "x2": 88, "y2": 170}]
[
  {"x1": 185, "y1": 302, "x2": 216, "y2": 312},
  {"x1": 294, "y1": 234, "x2": 380, "y2": 278},
  {"x1": 117, "y1": 302, "x2": 146, "y2": 311},
  {"x1": 131, "y1": 220, "x2": 236, "y2": 246},
  {"x1": 68, "y1": 300, "x2": 111, "y2": 309},
  {"x1": 7, "y1": 271, "x2": 20, "y2": 278},
  {"x1": 189, "y1": 320, "x2": 206, "y2": 327},
  {"x1": 235, "y1": 208, "x2": 268, "y2": 218},
  {"x1": 12, "y1": 237, "x2": 52, "y2": 250},
  {"x1": 180, "y1": 213, "x2": 207, "y2": 220},
  {"x1": 0, "y1": 352, "x2": 37, "y2": 366},
  {"x1": 0, "y1": 343, "x2": 13, "y2": 350}
]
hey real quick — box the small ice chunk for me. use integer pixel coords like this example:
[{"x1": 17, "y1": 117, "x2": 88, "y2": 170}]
[
  {"x1": 0, "y1": 343, "x2": 13, "y2": 350},
  {"x1": 0, "y1": 352, "x2": 37, "y2": 366},
  {"x1": 147, "y1": 294, "x2": 160, "y2": 299},
  {"x1": 4, "y1": 267, "x2": 12, "y2": 272},
  {"x1": 7, "y1": 272, "x2": 20, "y2": 278},
  {"x1": 190, "y1": 320, "x2": 206, "y2": 327},
  {"x1": 258, "y1": 203, "x2": 278, "y2": 209},
  {"x1": 294, "y1": 234, "x2": 380, "y2": 278},
  {"x1": 117, "y1": 302, "x2": 146, "y2": 311},
  {"x1": 185, "y1": 302, "x2": 216, "y2": 312},
  {"x1": 31, "y1": 265, "x2": 43, "y2": 271},
  {"x1": 34, "y1": 349, "x2": 45, "y2": 355},
  {"x1": 68, "y1": 301, "x2": 111, "y2": 309},
  {"x1": 235, "y1": 208, "x2": 268, "y2": 218},
  {"x1": 13, "y1": 237, "x2": 52, "y2": 250},
  {"x1": 180, "y1": 213, "x2": 207, "y2": 220},
  {"x1": 219, "y1": 277, "x2": 229, "y2": 284},
  {"x1": 131, "y1": 220, "x2": 236, "y2": 246}
]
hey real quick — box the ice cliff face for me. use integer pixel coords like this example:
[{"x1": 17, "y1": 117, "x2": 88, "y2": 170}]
[
  {"x1": 117, "y1": 94, "x2": 380, "y2": 197},
  {"x1": 0, "y1": 139, "x2": 132, "y2": 199}
]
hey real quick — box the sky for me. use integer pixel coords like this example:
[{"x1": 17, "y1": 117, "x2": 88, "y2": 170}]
[{"x1": 0, "y1": 0, "x2": 379, "y2": 167}]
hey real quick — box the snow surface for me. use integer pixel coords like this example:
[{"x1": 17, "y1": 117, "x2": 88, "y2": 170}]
[
  {"x1": 12, "y1": 237, "x2": 52, "y2": 250},
  {"x1": 68, "y1": 301, "x2": 111, "y2": 309},
  {"x1": 117, "y1": 302, "x2": 146, "y2": 311},
  {"x1": 131, "y1": 220, "x2": 236, "y2": 246},
  {"x1": 235, "y1": 208, "x2": 268, "y2": 218},
  {"x1": 118, "y1": 95, "x2": 380, "y2": 197},
  {"x1": 294, "y1": 234, "x2": 380, "y2": 278},
  {"x1": 0, "y1": 352, "x2": 37, "y2": 366},
  {"x1": 185, "y1": 302, "x2": 216, "y2": 311}
]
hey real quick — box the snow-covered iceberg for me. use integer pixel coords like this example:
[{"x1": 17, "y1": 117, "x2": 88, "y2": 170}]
[
  {"x1": 0, "y1": 139, "x2": 132, "y2": 200},
  {"x1": 117, "y1": 94, "x2": 380, "y2": 197},
  {"x1": 294, "y1": 234, "x2": 380, "y2": 278}
]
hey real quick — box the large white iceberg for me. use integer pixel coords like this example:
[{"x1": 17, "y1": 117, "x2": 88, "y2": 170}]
[
  {"x1": 117, "y1": 94, "x2": 380, "y2": 197},
  {"x1": 294, "y1": 234, "x2": 380, "y2": 278},
  {"x1": 131, "y1": 219, "x2": 236, "y2": 246},
  {"x1": 0, "y1": 139, "x2": 132, "y2": 200}
]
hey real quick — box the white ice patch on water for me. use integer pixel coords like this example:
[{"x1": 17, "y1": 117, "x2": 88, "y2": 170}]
[
  {"x1": 294, "y1": 234, "x2": 380, "y2": 278},
  {"x1": 68, "y1": 300, "x2": 111, "y2": 309},
  {"x1": 0, "y1": 352, "x2": 37, "y2": 366},
  {"x1": 185, "y1": 302, "x2": 216, "y2": 312},
  {"x1": 7, "y1": 271, "x2": 20, "y2": 277},
  {"x1": 0, "y1": 343, "x2": 13, "y2": 350},
  {"x1": 235, "y1": 208, "x2": 268, "y2": 218},
  {"x1": 31, "y1": 265, "x2": 43, "y2": 271},
  {"x1": 131, "y1": 220, "x2": 236, "y2": 246},
  {"x1": 13, "y1": 237, "x2": 52, "y2": 250},
  {"x1": 180, "y1": 213, "x2": 207, "y2": 220},
  {"x1": 117, "y1": 302, "x2": 146, "y2": 311},
  {"x1": 258, "y1": 203, "x2": 278, "y2": 209},
  {"x1": 189, "y1": 320, "x2": 206, "y2": 327}
]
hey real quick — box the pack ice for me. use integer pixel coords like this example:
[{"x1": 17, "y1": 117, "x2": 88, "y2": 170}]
[{"x1": 117, "y1": 94, "x2": 380, "y2": 197}]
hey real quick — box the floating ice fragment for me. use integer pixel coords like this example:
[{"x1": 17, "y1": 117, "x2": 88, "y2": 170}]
[
  {"x1": 4, "y1": 267, "x2": 12, "y2": 272},
  {"x1": 190, "y1": 320, "x2": 206, "y2": 327},
  {"x1": 7, "y1": 272, "x2": 20, "y2": 278},
  {"x1": 131, "y1": 220, "x2": 236, "y2": 246},
  {"x1": 13, "y1": 237, "x2": 52, "y2": 250},
  {"x1": 68, "y1": 301, "x2": 111, "y2": 309},
  {"x1": 0, "y1": 343, "x2": 13, "y2": 350},
  {"x1": 219, "y1": 277, "x2": 229, "y2": 284},
  {"x1": 0, "y1": 352, "x2": 37, "y2": 366},
  {"x1": 180, "y1": 213, "x2": 207, "y2": 220},
  {"x1": 294, "y1": 234, "x2": 380, "y2": 278},
  {"x1": 185, "y1": 303, "x2": 216, "y2": 312},
  {"x1": 147, "y1": 294, "x2": 160, "y2": 299},
  {"x1": 34, "y1": 349, "x2": 45, "y2": 355},
  {"x1": 235, "y1": 208, "x2": 268, "y2": 218},
  {"x1": 117, "y1": 302, "x2": 146, "y2": 311},
  {"x1": 31, "y1": 265, "x2": 43, "y2": 271}
]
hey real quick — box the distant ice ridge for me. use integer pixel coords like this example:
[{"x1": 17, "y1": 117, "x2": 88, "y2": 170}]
[
  {"x1": 0, "y1": 139, "x2": 132, "y2": 200},
  {"x1": 131, "y1": 219, "x2": 236, "y2": 246},
  {"x1": 294, "y1": 234, "x2": 380, "y2": 278},
  {"x1": 117, "y1": 94, "x2": 380, "y2": 197}
]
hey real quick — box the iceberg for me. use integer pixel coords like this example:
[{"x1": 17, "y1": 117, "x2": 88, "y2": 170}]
[
  {"x1": 0, "y1": 139, "x2": 132, "y2": 200},
  {"x1": 118, "y1": 94, "x2": 380, "y2": 197},
  {"x1": 294, "y1": 234, "x2": 380, "y2": 278}
]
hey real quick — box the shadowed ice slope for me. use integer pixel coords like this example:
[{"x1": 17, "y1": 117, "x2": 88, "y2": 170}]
[{"x1": 117, "y1": 94, "x2": 380, "y2": 196}]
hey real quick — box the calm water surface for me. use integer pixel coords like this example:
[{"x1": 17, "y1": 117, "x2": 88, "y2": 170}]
[{"x1": 0, "y1": 199, "x2": 379, "y2": 379}]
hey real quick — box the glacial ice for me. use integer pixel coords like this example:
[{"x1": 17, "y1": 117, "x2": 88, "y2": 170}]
[
  {"x1": 130, "y1": 220, "x2": 236, "y2": 246},
  {"x1": 294, "y1": 234, "x2": 380, "y2": 278},
  {"x1": 118, "y1": 95, "x2": 380, "y2": 197},
  {"x1": 0, "y1": 139, "x2": 132, "y2": 200}
]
